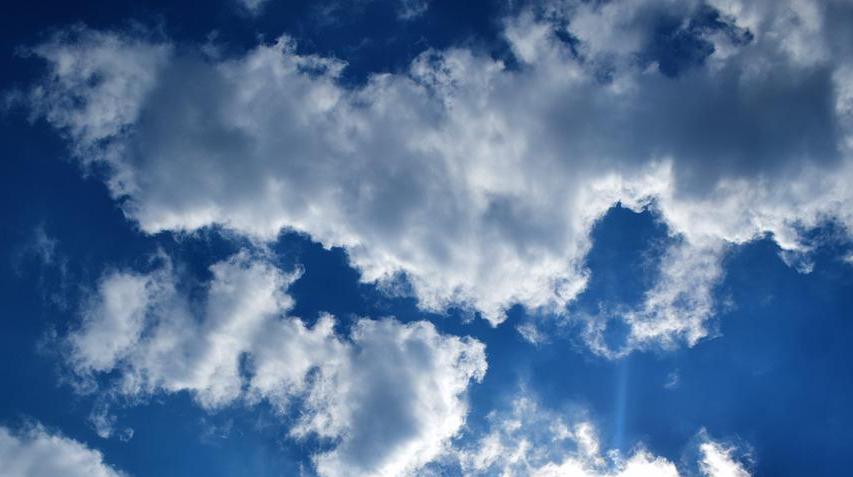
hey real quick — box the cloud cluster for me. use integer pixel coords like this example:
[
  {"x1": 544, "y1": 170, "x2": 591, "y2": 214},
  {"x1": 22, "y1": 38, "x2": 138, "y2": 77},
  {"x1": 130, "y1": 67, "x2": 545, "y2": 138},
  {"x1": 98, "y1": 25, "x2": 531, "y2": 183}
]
[
  {"x1": 0, "y1": 425, "x2": 125, "y2": 477},
  {"x1": 450, "y1": 395, "x2": 751, "y2": 477},
  {"x1": 65, "y1": 252, "x2": 486, "y2": 477},
  {"x1": 26, "y1": 0, "x2": 853, "y2": 356}
]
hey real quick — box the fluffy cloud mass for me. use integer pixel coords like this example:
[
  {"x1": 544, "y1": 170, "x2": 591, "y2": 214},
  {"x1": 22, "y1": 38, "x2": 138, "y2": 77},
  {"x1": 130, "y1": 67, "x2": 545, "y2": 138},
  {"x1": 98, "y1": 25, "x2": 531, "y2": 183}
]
[
  {"x1": 0, "y1": 425, "x2": 125, "y2": 477},
  {"x1": 450, "y1": 396, "x2": 751, "y2": 477},
  {"x1": 26, "y1": 0, "x2": 853, "y2": 355},
  {"x1": 65, "y1": 252, "x2": 486, "y2": 477}
]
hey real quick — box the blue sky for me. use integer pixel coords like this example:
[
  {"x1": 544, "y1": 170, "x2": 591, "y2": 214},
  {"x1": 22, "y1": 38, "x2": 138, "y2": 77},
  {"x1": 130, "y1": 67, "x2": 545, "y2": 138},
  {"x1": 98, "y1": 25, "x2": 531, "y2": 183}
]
[{"x1": 2, "y1": 1, "x2": 853, "y2": 476}]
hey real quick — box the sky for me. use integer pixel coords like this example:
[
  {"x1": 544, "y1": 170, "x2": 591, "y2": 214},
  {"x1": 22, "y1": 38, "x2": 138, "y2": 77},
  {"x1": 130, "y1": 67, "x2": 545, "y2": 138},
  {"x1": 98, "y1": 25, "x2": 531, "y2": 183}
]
[{"x1": 1, "y1": 0, "x2": 853, "y2": 476}]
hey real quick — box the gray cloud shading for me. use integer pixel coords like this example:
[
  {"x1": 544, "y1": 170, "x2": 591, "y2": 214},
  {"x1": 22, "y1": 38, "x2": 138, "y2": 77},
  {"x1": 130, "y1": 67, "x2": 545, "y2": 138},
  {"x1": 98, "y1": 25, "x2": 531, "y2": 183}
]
[{"x1": 25, "y1": 0, "x2": 853, "y2": 356}]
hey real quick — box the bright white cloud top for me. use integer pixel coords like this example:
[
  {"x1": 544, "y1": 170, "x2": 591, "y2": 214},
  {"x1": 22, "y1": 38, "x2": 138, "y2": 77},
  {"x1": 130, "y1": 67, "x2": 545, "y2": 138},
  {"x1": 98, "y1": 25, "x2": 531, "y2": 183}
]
[
  {"x1": 65, "y1": 251, "x2": 486, "y2": 477},
  {"x1": 0, "y1": 425, "x2": 126, "y2": 477},
  {"x1": 60, "y1": 250, "x2": 751, "y2": 477},
  {"x1": 449, "y1": 395, "x2": 751, "y2": 477},
  {"x1": 16, "y1": 0, "x2": 851, "y2": 475},
  {"x1": 25, "y1": 0, "x2": 853, "y2": 357}
]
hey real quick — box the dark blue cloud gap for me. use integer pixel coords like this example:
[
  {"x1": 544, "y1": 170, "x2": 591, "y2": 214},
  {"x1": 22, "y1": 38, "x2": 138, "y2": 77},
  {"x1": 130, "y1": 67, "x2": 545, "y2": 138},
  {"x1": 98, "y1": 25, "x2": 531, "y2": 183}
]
[
  {"x1": 2, "y1": 0, "x2": 513, "y2": 89},
  {"x1": 643, "y1": 5, "x2": 752, "y2": 77}
]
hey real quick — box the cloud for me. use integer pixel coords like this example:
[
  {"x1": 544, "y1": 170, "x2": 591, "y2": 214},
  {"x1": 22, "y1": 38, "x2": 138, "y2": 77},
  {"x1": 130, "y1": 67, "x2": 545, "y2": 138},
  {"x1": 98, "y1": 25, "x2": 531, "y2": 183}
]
[
  {"x1": 24, "y1": 27, "x2": 170, "y2": 159},
  {"x1": 87, "y1": 403, "x2": 134, "y2": 441},
  {"x1": 449, "y1": 395, "x2": 750, "y2": 477},
  {"x1": 29, "y1": 224, "x2": 58, "y2": 266},
  {"x1": 25, "y1": 0, "x2": 853, "y2": 355},
  {"x1": 698, "y1": 436, "x2": 751, "y2": 477},
  {"x1": 664, "y1": 370, "x2": 680, "y2": 390},
  {"x1": 64, "y1": 251, "x2": 487, "y2": 477},
  {"x1": 0, "y1": 424, "x2": 126, "y2": 477}
]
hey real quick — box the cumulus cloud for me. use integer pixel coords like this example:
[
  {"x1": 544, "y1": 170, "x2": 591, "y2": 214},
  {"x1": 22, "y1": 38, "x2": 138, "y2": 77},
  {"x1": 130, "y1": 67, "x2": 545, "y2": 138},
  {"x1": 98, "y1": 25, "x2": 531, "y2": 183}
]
[
  {"x1": 26, "y1": 0, "x2": 853, "y2": 355},
  {"x1": 449, "y1": 395, "x2": 750, "y2": 477},
  {"x1": 24, "y1": 26, "x2": 169, "y2": 157},
  {"x1": 0, "y1": 424, "x2": 126, "y2": 477},
  {"x1": 64, "y1": 251, "x2": 486, "y2": 477},
  {"x1": 698, "y1": 436, "x2": 751, "y2": 477}
]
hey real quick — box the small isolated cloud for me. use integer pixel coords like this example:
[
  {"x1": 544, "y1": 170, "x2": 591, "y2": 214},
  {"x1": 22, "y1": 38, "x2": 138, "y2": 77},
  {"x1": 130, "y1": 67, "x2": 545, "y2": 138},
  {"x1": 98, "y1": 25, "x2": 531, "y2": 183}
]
[
  {"x1": 30, "y1": 224, "x2": 58, "y2": 266},
  {"x1": 11, "y1": 224, "x2": 59, "y2": 271},
  {"x1": 10, "y1": 224, "x2": 71, "y2": 308},
  {"x1": 664, "y1": 370, "x2": 680, "y2": 390},
  {"x1": 0, "y1": 424, "x2": 126, "y2": 477},
  {"x1": 63, "y1": 251, "x2": 486, "y2": 477},
  {"x1": 88, "y1": 406, "x2": 116, "y2": 439},
  {"x1": 87, "y1": 403, "x2": 133, "y2": 442},
  {"x1": 448, "y1": 394, "x2": 751, "y2": 477}
]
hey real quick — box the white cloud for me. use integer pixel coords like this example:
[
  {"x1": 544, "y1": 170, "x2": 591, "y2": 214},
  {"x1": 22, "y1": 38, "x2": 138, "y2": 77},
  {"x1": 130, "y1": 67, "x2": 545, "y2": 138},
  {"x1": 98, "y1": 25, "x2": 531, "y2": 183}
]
[
  {"x1": 25, "y1": 27, "x2": 169, "y2": 157},
  {"x1": 30, "y1": 224, "x2": 58, "y2": 266},
  {"x1": 0, "y1": 424, "x2": 126, "y2": 477},
  {"x1": 26, "y1": 0, "x2": 853, "y2": 355},
  {"x1": 699, "y1": 429, "x2": 751, "y2": 477},
  {"x1": 88, "y1": 406, "x2": 116, "y2": 439},
  {"x1": 87, "y1": 403, "x2": 133, "y2": 442},
  {"x1": 582, "y1": 240, "x2": 727, "y2": 358},
  {"x1": 69, "y1": 269, "x2": 159, "y2": 375},
  {"x1": 450, "y1": 395, "x2": 750, "y2": 477},
  {"x1": 698, "y1": 437, "x2": 751, "y2": 477},
  {"x1": 699, "y1": 441, "x2": 750, "y2": 477},
  {"x1": 664, "y1": 370, "x2": 680, "y2": 390},
  {"x1": 65, "y1": 251, "x2": 487, "y2": 477}
]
